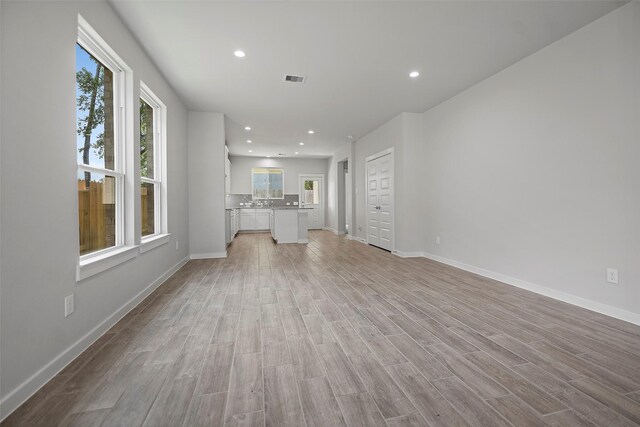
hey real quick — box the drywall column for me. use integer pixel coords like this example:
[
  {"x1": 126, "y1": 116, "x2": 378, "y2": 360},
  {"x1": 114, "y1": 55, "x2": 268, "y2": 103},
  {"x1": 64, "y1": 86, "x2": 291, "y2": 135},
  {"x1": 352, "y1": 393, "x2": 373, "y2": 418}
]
[{"x1": 188, "y1": 112, "x2": 227, "y2": 258}]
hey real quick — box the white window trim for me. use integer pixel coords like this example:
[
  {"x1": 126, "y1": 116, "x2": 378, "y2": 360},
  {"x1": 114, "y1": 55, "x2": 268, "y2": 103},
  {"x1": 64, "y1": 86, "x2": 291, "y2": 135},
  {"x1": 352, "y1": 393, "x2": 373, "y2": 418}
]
[
  {"x1": 77, "y1": 15, "x2": 134, "y2": 281},
  {"x1": 139, "y1": 82, "x2": 169, "y2": 252}
]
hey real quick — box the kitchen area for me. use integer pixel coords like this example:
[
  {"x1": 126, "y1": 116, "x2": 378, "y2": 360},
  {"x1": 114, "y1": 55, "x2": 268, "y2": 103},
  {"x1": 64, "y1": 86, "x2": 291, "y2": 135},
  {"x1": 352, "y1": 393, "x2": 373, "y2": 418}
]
[{"x1": 224, "y1": 147, "x2": 326, "y2": 245}]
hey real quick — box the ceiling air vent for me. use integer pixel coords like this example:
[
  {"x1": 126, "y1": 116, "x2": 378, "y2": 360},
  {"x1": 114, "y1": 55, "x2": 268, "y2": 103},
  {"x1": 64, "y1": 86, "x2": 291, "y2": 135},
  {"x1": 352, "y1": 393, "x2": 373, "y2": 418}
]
[
  {"x1": 278, "y1": 153, "x2": 286, "y2": 156},
  {"x1": 283, "y1": 74, "x2": 306, "y2": 84}
]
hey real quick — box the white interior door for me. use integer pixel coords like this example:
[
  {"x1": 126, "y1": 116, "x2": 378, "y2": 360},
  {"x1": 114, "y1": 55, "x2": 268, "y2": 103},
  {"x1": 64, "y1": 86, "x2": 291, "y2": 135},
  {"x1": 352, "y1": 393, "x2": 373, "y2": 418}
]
[
  {"x1": 299, "y1": 175, "x2": 324, "y2": 229},
  {"x1": 366, "y1": 152, "x2": 393, "y2": 251}
]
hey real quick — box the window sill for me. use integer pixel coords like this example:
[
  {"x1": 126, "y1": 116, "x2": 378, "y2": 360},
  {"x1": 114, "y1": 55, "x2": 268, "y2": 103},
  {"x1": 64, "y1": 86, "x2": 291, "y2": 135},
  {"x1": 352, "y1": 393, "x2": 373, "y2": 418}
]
[
  {"x1": 77, "y1": 245, "x2": 139, "y2": 282},
  {"x1": 140, "y1": 233, "x2": 171, "y2": 254}
]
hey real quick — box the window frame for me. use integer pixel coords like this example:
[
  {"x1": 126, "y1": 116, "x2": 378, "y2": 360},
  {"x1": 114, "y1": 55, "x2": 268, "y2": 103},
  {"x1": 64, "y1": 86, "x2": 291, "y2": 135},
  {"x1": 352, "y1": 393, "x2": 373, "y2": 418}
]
[
  {"x1": 76, "y1": 15, "x2": 136, "y2": 280},
  {"x1": 251, "y1": 167, "x2": 285, "y2": 200},
  {"x1": 139, "y1": 82, "x2": 168, "y2": 250}
]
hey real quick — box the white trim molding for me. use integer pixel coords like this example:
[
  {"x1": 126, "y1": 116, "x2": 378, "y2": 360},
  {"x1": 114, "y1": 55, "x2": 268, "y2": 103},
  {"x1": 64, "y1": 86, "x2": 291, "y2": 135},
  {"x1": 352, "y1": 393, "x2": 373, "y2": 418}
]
[
  {"x1": 0, "y1": 256, "x2": 189, "y2": 421},
  {"x1": 77, "y1": 245, "x2": 139, "y2": 281},
  {"x1": 348, "y1": 235, "x2": 368, "y2": 244},
  {"x1": 421, "y1": 252, "x2": 640, "y2": 327},
  {"x1": 322, "y1": 227, "x2": 337, "y2": 233},
  {"x1": 392, "y1": 250, "x2": 424, "y2": 258},
  {"x1": 140, "y1": 233, "x2": 171, "y2": 254},
  {"x1": 190, "y1": 252, "x2": 227, "y2": 260}
]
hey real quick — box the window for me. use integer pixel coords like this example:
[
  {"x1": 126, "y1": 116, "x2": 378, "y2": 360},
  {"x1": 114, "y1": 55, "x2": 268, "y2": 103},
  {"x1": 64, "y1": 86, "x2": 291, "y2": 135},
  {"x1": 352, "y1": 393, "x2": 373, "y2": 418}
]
[
  {"x1": 252, "y1": 168, "x2": 284, "y2": 199},
  {"x1": 140, "y1": 83, "x2": 167, "y2": 241},
  {"x1": 76, "y1": 16, "x2": 135, "y2": 280},
  {"x1": 76, "y1": 29, "x2": 123, "y2": 256},
  {"x1": 303, "y1": 179, "x2": 320, "y2": 205}
]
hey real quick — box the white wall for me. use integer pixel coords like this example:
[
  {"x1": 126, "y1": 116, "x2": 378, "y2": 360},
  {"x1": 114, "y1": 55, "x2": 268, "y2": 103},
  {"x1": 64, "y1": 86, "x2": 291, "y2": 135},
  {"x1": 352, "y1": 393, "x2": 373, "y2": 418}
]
[
  {"x1": 420, "y1": 2, "x2": 640, "y2": 319},
  {"x1": 229, "y1": 156, "x2": 328, "y2": 197},
  {"x1": 396, "y1": 113, "x2": 424, "y2": 254},
  {"x1": 353, "y1": 115, "x2": 403, "y2": 242},
  {"x1": 325, "y1": 143, "x2": 354, "y2": 233},
  {"x1": 0, "y1": 1, "x2": 190, "y2": 418},
  {"x1": 352, "y1": 113, "x2": 424, "y2": 254},
  {"x1": 188, "y1": 112, "x2": 226, "y2": 258}
]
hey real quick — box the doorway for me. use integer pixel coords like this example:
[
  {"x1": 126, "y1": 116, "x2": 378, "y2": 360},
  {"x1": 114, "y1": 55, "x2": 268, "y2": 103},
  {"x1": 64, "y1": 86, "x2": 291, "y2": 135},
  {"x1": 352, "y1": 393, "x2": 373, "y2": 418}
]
[
  {"x1": 299, "y1": 174, "x2": 324, "y2": 229},
  {"x1": 365, "y1": 149, "x2": 394, "y2": 251}
]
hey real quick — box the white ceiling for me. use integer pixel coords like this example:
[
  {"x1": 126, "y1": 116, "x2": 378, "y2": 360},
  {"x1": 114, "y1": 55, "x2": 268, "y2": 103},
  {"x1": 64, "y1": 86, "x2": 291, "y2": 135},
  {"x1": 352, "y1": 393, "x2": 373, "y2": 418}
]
[{"x1": 110, "y1": 0, "x2": 624, "y2": 158}]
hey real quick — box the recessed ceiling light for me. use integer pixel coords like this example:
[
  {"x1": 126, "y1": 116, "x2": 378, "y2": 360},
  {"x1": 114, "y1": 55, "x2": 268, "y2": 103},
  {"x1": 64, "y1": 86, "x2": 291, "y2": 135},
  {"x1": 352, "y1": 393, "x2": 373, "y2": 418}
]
[
  {"x1": 248, "y1": 150, "x2": 253, "y2": 153},
  {"x1": 234, "y1": 50, "x2": 246, "y2": 58},
  {"x1": 246, "y1": 140, "x2": 252, "y2": 143},
  {"x1": 266, "y1": 155, "x2": 271, "y2": 158},
  {"x1": 409, "y1": 71, "x2": 420, "y2": 78},
  {"x1": 299, "y1": 142, "x2": 304, "y2": 146},
  {"x1": 294, "y1": 151, "x2": 299, "y2": 154},
  {"x1": 308, "y1": 130, "x2": 314, "y2": 134},
  {"x1": 244, "y1": 126, "x2": 251, "y2": 131}
]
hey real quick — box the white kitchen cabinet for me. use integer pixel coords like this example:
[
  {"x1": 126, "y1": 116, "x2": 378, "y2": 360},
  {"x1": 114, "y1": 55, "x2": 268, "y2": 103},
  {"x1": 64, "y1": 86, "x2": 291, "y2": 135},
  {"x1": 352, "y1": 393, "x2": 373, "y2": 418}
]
[
  {"x1": 255, "y1": 209, "x2": 270, "y2": 230},
  {"x1": 240, "y1": 209, "x2": 255, "y2": 230},
  {"x1": 225, "y1": 210, "x2": 231, "y2": 245},
  {"x1": 232, "y1": 209, "x2": 239, "y2": 235},
  {"x1": 239, "y1": 208, "x2": 270, "y2": 231},
  {"x1": 271, "y1": 209, "x2": 309, "y2": 243},
  {"x1": 269, "y1": 210, "x2": 274, "y2": 237}
]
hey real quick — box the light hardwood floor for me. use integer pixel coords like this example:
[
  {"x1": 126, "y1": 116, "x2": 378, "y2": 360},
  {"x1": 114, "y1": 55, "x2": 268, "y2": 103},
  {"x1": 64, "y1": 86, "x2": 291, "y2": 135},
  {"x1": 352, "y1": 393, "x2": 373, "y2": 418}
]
[{"x1": 3, "y1": 231, "x2": 640, "y2": 426}]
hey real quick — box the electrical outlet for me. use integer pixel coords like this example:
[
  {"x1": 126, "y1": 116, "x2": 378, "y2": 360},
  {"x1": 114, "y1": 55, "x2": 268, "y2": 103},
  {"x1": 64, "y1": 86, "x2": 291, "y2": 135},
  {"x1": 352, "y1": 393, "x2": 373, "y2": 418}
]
[
  {"x1": 606, "y1": 268, "x2": 619, "y2": 284},
  {"x1": 435, "y1": 235, "x2": 441, "y2": 245},
  {"x1": 64, "y1": 294, "x2": 74, "y2": 317},
  {"x1": 175, "y1": 241, "x2": 179, "y2": 250}
]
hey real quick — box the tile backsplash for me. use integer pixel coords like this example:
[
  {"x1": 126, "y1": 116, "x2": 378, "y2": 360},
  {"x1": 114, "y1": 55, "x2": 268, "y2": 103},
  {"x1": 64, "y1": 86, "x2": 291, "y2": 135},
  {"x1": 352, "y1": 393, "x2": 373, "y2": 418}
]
[{"x1": 226, "y1": 194, "x2": 299, "y2": 208}]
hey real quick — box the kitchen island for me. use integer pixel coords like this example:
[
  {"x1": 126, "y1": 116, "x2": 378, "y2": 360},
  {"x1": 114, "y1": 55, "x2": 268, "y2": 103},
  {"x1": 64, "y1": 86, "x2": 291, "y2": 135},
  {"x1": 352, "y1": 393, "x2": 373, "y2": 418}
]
[{"x1": 270, "y1": 208, "x2": 309, "y2": 244}]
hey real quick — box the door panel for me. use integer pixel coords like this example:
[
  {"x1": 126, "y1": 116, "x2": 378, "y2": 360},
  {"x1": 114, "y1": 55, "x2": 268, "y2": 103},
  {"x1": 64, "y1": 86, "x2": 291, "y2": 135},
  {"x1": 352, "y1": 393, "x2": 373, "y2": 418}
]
[
  {"x1": 366, "y1": 153, "x2": 393, "y2": 251},
  {"x1": 300, "y1": 176, "x2": 324, "y2": 229}
]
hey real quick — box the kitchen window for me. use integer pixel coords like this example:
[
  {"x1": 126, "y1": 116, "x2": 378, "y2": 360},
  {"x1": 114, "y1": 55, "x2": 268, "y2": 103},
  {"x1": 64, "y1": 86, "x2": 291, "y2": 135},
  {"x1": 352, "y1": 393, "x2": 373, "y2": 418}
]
[{"x1": 252, "y1": 168, "x2": 284, "y2": 199}]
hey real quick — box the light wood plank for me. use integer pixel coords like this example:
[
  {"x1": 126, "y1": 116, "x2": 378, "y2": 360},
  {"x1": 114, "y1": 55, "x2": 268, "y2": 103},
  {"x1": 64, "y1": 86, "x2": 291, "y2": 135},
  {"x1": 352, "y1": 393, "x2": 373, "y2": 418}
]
[
  {"x1": 298, "y1": 376, "x2": 347, "y2": 427},
  {"x1": 348, "y1": 352, "x2": 415, "y2": 419},
  {"x1": 263, "y1": 364, "x2": 305, "y2": 427},
  {"x1": 197, "y1": 342, "x2": 235, "y2": 395},
  {"x1": 288, "y1": 334, "x2": 325, "y2": 379},
  {"x1": 315, "y1": 342, "x2": 366, "y2": 396},
  {"x1": 431, "y1": 376, "x2": 511, "y2": 427},
  {"x1": 336, "y1": 392, "x2": 387, "y2": 427},
  {"x1": 225, "y1": 352, "x2": 264, "y2": 421},
  {"x1": 485, "y1": 394, "x2": 548, "y2": 427},
  {"x1": 182, "y1": 392, "x2": 226, "y2": 427},
  {"x1": 386, "y1": 363, "x2": 469, "y2": 427}
]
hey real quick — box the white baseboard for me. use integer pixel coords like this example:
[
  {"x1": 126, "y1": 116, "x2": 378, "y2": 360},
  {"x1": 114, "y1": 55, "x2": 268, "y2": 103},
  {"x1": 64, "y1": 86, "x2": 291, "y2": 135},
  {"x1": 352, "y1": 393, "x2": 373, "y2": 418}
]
[
  {"x1": 322, "y1": 227, "x2": 346, "y2": 236},
  {"x1": 190, "y1": 252, "x2": 227, "y2": 259},
  {"x1": 349, "y1": 235, "x2": 367, "y2": 244},
  {"x1": 0, "y1": 256, "x2": 189, "y2": 421},
  {"x1": 421, "y1": 252, "x2": 640, "y2": 327},
  {"x1": 393, "y1": 250, "x2": 424, "y2": 258},
  {"x1": 297, "y1": 239, "x2": 309, "y2": 244}
]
